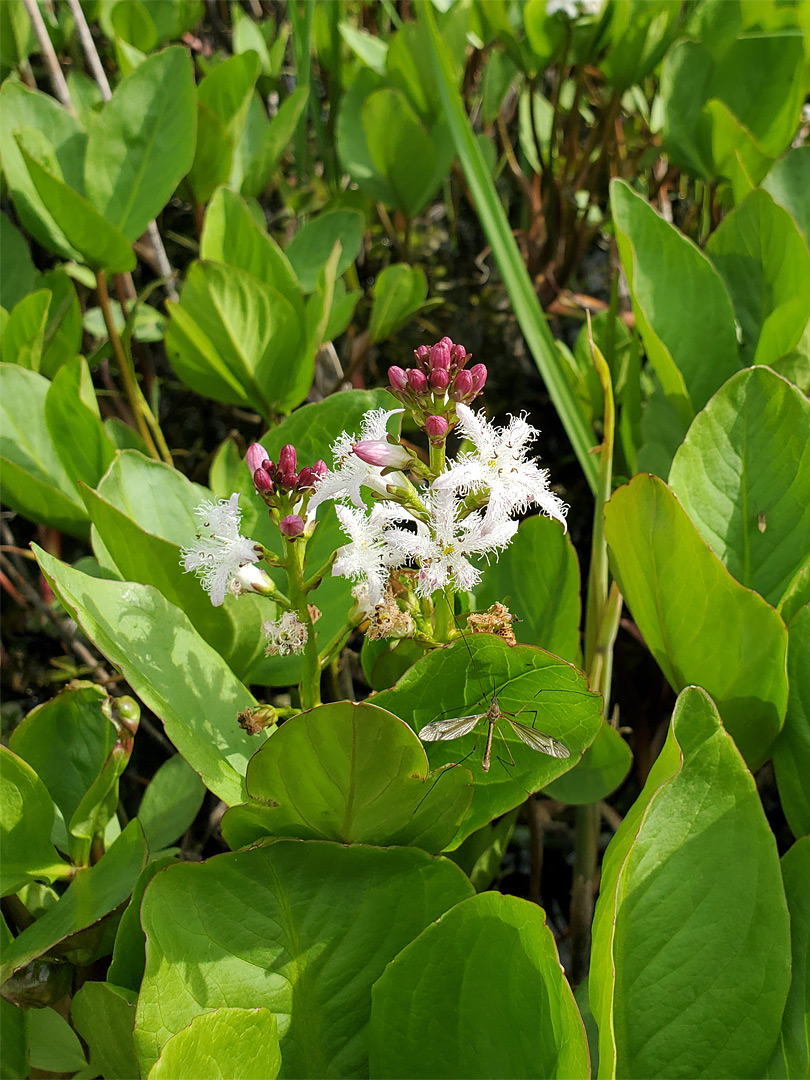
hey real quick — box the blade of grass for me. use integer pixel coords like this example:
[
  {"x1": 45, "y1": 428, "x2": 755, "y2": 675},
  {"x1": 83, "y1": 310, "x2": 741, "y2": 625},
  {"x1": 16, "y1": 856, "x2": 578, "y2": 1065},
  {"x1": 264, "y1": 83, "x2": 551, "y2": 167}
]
[{"x1": 417, "y1": 1, "x2": 598, "y2": 493}]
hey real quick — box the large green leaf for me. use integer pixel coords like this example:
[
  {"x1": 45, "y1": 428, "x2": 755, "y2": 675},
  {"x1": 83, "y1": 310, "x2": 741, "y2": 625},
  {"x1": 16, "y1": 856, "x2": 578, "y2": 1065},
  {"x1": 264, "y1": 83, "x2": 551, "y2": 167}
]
[
  {"x1": 0, "y1": 821, "x2": 148, "y2": 986},
  {"x1": 543, "y1": 722, "x2": 632, "y2": 805},
  {"x1": 604, "y1": 474, "x2": 788, "y2": 767},
  {"x1": 373, "y1": 636, "x2": 603, "y2": 845},
  {"x1": 165, "y1": 260, "x2": 304, "y2": 417},
  {"x1": 772, "y1": 605, "x2": 810, "y2": 840},
  {"x1": 34, "y1": 547, "x2": 255, "y2": 806},
  {"x1": 370, "y1": 892, "x2": 589, "y2": 1079},
  {"x1": 149, "y1": 1009, "x2": 281, "y2": 1080},
  {"x1": 71, "y1": 981, "x2": 139, "y2": 1080},
  {"x1": 285, "y1": 208, "x2": 365, "y2": 294},
  {"x1": 45, "y1": 355, "x2": 117, "y2": 490},
  {"x1": 763, "y1": 146, "x2": 810, "y2": 249},
  {"x1": 84, "y1": 46, "x2": 196, "y2": 242},
  {"x1": 0, "y1": 82, "x2": 86, "y2": 259},
  {"x1": 590, "y1": 687, "x2": 791, "y2": 1080},
  {"x1": 669, "y1": 367, "x2": 810, "y2": 606},
  {"x1": 137, "y1": 754, "x2": 205, "y2": 852},
  {"x1": 239, "y1": 87, "x2": 309, "y2": 199},
  {"x1": 475, "y1": 514, "x2": 581, "y2": 665},
  {"x1": 0, "y1": 748, "x2": 67, "y2": 898},
  {"x1": 221, "y1": 702, "x2": 473, "y2": 853},
  {"x1": 766, "y1": 838, "x2": 810, "y2": 1080},
  {"x1": 611, "y1": 179, "x2": 740, "y2": 421},
  {"x1": 135, "y1": 841, "x2": 474, "y2": 1077},
  {"x1": 0, "y1": 364, "x2": 89, "y2": 537},
  {"x1": 368, "y1": 263, "x2": 431, "y2": 345},
  {"x1": 706, "y1": 189, "x2": 810, "y2": 367}
]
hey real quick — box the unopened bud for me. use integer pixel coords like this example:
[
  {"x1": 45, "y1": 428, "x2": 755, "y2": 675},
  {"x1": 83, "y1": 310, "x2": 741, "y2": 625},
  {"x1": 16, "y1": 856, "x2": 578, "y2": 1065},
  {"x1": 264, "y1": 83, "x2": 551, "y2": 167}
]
[
  {"x1": 429, "y1": 337, "x2": 452, "y2": 370},
  {"x1": 279, "y1": 514, "x2": 305, "y2": 538},
  {"x1": 425, "y1": 415, "x2": 448, "y2": 440},
  {"x1": 312, "y1": 460, "x2": 327, "y2": 481},
  {"x1": 429, "y1": 368, "x2": 450, "y2": 393},
  {"x1": 414, "y1": 345, "x2": 430, "y2": 371},
  {"x1": 408, "y1": 369, "x2": 428, "y2": 394},
  {"x1": 451, "y1": 343, "x2": 468, "y2": 368},
  {"x1": 297, "y1": 467, "x2": 315, "y2": 489},
  {"x1": 451, "y1": 369, "x2": 473, "y2": 400},
  {"x1": 254, "y1": 467, "x2": 274, "y2": 493},
  {"x1": 353, "y1": 440, "x2": 414, "y2": 469},
  {"x1": 388, "y1": 366, "x2": 408, "y2": 391},
  {"x1": 279, "y1": 444, "x2": 297, "y2": 475},
  {"x1": 246, "y1": 442, "x2": 270, "y2": 475},
  {"x1": 470, "y1": 363, "x2": 488, "y2": 393}
]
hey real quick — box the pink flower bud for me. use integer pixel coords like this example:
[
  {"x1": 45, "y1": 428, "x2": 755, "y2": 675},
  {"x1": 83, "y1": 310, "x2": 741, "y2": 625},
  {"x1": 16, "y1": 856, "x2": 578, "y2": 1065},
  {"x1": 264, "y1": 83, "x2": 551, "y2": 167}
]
[
  {"x1": 429, "y1": 368, "x2": 450, "y2": 393},
  {"x1": 429, "y1": 337, "x2": 452, "y2": 370},
  {"x1": 297, "y1": 467, "x2": 315, "y2": 489},
  {"x1": 353, "y1": 440, "x2": 413, "y2": 469},
  {"x1": 254, "y1": 468, "x2": 274, "y2": 493},
  {"x1": 408, "y1": 369, "x2": 428, "y2": 394},
  {"x1": 246, "y1": 442, "x2": 270, "y2": 475},
  {"x1": 470, "y1": 363, "x2": 488, "y2": 393},
  {"x1": 414, "y1": 345, "x2": 431, "y2": 371},
  {"x1": 451, "y1": 343, "x2": 468, "y2": 368},
  {"x1": 451, "y1": 369, "x2": 473, "y2": 400},
  {"x1": 279, "y1": 444, "x2": 297, "y2": 475},
  {"x1": 388, "y1": 366, "x2": 408, "y2": 391},
  {"x1": 279, "y1": 514, "x2": 305, "y2": 538},
  {"x1": 312, "y1": 460, "x2": 328, "y2": 481},
  {"x1": 425, "y1": 415, "x2": 448, "y2": 440}
]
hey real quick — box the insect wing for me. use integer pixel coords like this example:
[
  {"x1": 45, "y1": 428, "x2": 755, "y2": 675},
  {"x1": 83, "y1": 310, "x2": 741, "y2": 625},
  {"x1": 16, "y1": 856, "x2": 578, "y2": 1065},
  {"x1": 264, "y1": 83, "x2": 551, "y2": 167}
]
[
  {"x1": 507, "y1": 717, "x2": 570, "y2": 759},
  {"x1": 419, "y1": 713, "x2": 482, "y2": 742}
]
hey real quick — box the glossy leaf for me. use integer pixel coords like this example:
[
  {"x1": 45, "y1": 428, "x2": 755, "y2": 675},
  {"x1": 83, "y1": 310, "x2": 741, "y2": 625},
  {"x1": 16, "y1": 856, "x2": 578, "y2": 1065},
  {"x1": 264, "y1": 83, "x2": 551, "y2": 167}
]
[
  {"x1": 285, "y1": 208, "x2": 365, "y2": 293},
  {"x1": 149, "y1": 1009, "x2": 281, "y2": 1080},
  {"x1": 475, "y1": 514, "x2": 581, "y2": 665},
  {"x1": 706, "y1": 189, "x2": 810, "y2": 367},
  {"x1": 137, "y1": 754, "x2": 205, "y2": 851},
  {"x1": 0, "y1": 747, "x2": 67, "y2": 897},
  {"x1": 0, "y1": 820, "x2": 147, "y2": 985},
  {"x1": 766, "y1": 838, "x2": 810, "y2": 1080},
  {"x1": 669, "y1": 367, "x2": 810, "y2": 607},
  {"x1": 543, "y1": 722, "x2": 631, "y2": 805},
  {"x1": 34, "y1": 546, "x2": 255, "y2": 806},
  {"x1": 373, "y1": 636, "x2": 603, "y2": 845},
  {"x1": 611, "y1": 179, "x2": 740, "y2": 420},
  {"x1": 604, "y1": 474, "x2": 788, "y2": 767},
  {"x1": 368, "y1": 263, "x2": 431, "y2": 345},
  {"x1": 135, "y1": 841, "x2": 473, "y2": 1076},
  {"x1": 590, "y1": 687, "x2": 791, "y2": 1080},
  {"x1": 84, "y1": 47, "x2": 196, "y2": 242},
  {"x1": 45, "y1": 355, "x2": 117, "y2": 489},
  {"x1": 72, "y1": 981, "x2": 139, "y2": 1080},
  {"x1": 763, "y1": 145, "x2": 810, "y2": 249},
  {"x1": 772, "y1": 605, "x2": 810, "y2": 840},
  {"x1": 370, "y1": 892, "x2": 589, "y2": 1079},
  {"x1": 221, "y1": 702, "x2": 473, "y2": 853}
]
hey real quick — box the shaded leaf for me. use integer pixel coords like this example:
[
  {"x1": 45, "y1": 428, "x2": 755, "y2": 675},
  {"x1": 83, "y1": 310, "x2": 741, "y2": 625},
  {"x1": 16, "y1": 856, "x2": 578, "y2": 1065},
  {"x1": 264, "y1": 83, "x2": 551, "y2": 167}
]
[
  {"x1": 72, "y1": 981, "x2": 139, "y2": 1080},
  {"x1": 772, "y1": 605, "x2": 810, "y2": 840},
  {"x1": 0, "y1": 747, "x2": 67, "y2": 897}
]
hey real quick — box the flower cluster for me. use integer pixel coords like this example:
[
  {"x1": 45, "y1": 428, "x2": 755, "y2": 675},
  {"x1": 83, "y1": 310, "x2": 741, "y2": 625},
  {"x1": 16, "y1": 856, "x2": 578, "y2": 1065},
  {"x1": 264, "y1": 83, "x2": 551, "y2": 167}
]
[
  {"x1": 387, "y1": 336, "x2": 487, "y2": 441},
  {"x1": 181, "y1": 495, "x2": 272, "y2": 607},
  {"x1": 246, "y1": 442, "x2": 327, "y2": 539}
]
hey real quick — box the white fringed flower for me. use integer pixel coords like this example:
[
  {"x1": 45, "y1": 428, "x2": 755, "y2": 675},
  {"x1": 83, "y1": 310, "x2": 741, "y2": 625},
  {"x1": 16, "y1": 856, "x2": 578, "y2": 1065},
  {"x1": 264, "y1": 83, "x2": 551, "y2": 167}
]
[
  {"x1": 308, "y1": 408, "x2": 404, "y2": 513},
  {"x1": 262, "y1": 611, "x2": 309, "y2": 656},
  {"x1": 435, "y1": 403, "x2": 568, "y2": 530},
  {"x1": 386, "y1": 488, "x2": 518, "y2": 597},
  {"x1": 332, "y1": 502, "x2": 409, "y2": 607},
  {"x1": 547, "y1": 0, "x2": 601, "y2": 17},
  {"x1": 181, "y1": 495, "x2": 265, "y2": 607}
]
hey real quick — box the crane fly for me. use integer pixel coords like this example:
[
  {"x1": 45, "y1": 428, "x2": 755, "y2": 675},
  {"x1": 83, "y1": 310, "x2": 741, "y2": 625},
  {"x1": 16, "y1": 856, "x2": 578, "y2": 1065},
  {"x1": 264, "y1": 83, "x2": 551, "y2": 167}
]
[{"x1": 418, "y1": 693, "x2": 570, "y2": 772}]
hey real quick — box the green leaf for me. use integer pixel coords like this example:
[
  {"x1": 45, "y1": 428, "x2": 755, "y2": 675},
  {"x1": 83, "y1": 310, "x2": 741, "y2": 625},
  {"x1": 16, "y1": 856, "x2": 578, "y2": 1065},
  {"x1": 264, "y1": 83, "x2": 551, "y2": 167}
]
[
  {"x1": 475, "y1": 514, "x2": 581, "y2": 664},
  {"x1": 221, "y1": 702, "x2": 473, "y2": 853},
  {"x1": 339, "y1": 21, "x2": 388, "y2": 74},
  {"x1": 0, "y1": 820, "x2": 148, "y2": 985},
  {"x1": 239, "y1": 86, "x2": 309, "y2": 199},
  {"x1": 669, "y1": 367, "x2": 810, "y2": 606},
  {"x1": 772, "y1": 605, "x2": 810, "y2": 840},
  {"x1": 36, "y1": 268, "x2": 83, "y2": 378},
  {"x1": 0, "y1": 82, "x2": 86, "y2": 259},
  {"x1": 33, "y1": 547, "x2": 255, "y2": 807},
  {"x1": 1, "y1": 288, "x2": 49, "y2": 370},
  {"x1": 45, "y1": 356, "x2": 117, "y2": 489},
  {"x1": 590, "y1": 687, "x2": 791, "y2": 1080},
  {"x1": 765, "y1": 838, "x2": 810, "y2": 1080},
  {"x1": 107, "y1": 856, "x2": 176, "y2": 994},
  {"x1": 370, "y1": 892, "x2": 589, "y2": 1079},
  {"x1": 83, "y1": 299, "x2": 166, "y2": 343},
  {"x1": 543, "y1": 722, "x2": 632, "y2": 805},
  {"x1": 135, "y1": 841, "x2": 473, "y2": 1076},
  {"x1": 285, "y1": 208, "x2": 365, "y2": 294},
  {"x1": 165, "y1": 260, "x2": 304, "y2": 417},
  {"x1": 604, "y1": 474, "x2": 788, "y2": 767},
  {"x1": 138, "y1": 754, "x2": 206, "y2": 851},
  {"x1": 0, "y1": 747, "x2": 67, "y2": 897},
  {"x1": 611, "y1": 179, "x2": 740, "y2": 420},
  {"x1": 85, "y1": 47, "x2": 196, "y2": 242},
  {"x1": 368, "y1": 263, "x2": 429, "y2": 345},
  {"x1": 0, "y1": 999, "x2": 28, "y2": 1080},
  {"x1": 706, "y1": 189, "x2": 810, "y2": 367},
  {"x1": 763, "y1": 145, "x2": 810, "y2": 249},
  {"x1": 72, "y1": 981, "x2": 139, "y2": 1080},
  {"x1": 149, "y1": 1008, "x2": 281, "y2": 1080},
  {"x1": 26, "y1": 1007, "x2": 87, "y2": 1074},
  {"x1": 336, "y1": 68, "x2": 396, "y2": 205},
  {"x1": 17, "y1": 136, "x2": 135, "y2": 272},
  {"x1": 0, "y1": 364, "x2": 89, "y2": 536},
  {"x1": 418, "y1": 2, "x2": 598, "y2": 491},
  {"x1": 0, "y1": 211, "x2": 36, "y2": 312},
  {"x1": 9, "y1": 682, "x2": 116, "y2": 851},
  {"x1": 373, "y1": 636, "x2": 603, "y2": 845}
]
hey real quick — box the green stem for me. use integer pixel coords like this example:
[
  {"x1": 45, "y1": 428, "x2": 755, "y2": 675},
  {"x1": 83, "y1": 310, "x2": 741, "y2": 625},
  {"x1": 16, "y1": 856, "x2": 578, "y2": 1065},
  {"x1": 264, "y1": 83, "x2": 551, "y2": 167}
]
[
  {"x1": 284, "y1": 539, "x2": 321, "y2": 709},
  {"x1": 569, "y1": 801, "x2": 599, "y2": 987}
]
